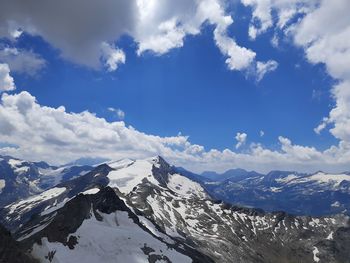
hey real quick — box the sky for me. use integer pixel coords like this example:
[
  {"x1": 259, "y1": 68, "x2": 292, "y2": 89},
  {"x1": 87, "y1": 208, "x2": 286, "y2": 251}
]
[{"x1": 0, "y1": 0, "x2": 349, "y2": 174}]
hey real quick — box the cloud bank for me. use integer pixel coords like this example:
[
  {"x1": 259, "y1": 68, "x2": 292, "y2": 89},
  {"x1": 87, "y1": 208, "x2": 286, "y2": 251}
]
[
  {"x1": 0, "y1": 64, "x2": 15, "y2": 91},
  {"x1": 0, "y1": 91, "x2": 349, "y2": 173}
]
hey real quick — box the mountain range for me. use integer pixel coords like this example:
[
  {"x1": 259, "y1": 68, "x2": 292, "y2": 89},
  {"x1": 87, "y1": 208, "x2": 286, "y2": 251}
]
[
  {"x1": 190, "y1": 168, "x2": 350, "y2": 216},
  {"x1": 0, "y1": 155, "x2": 349, "y2": 262}
]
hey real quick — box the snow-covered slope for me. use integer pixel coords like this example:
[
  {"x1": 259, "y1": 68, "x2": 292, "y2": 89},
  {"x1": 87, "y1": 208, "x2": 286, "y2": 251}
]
[
  {"x1": 107, "y1": 158, "x2": 160, "y2": 194},
  {"x1": 107, "y1": 156, "x2": 208, "y2": 199},
  {"x1": 17, "y1": 187, "x2": 211, "y2": 263}
]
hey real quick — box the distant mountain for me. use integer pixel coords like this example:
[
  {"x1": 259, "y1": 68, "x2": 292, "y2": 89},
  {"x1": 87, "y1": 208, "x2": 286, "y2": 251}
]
[
  {"x1": 64, "y1": 157, "x2": 110, "y2": 167},
  {"x1": 0, "y1": 155, "x2": 92, "y2": 208},
  {"x1": 200, "y1": 168, "x2": 261, "y2": 182},
  {"x1": 2, "y1": 156, "x2": 350, "y2": 262},
  {"x1": 203, "y1": 169, "x2": 350, "y2": 216}
]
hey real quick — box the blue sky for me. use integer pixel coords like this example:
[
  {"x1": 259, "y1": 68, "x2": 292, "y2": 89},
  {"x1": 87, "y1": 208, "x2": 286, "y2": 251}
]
[
  {"x1": 13, "y1": 24, "x2": 334, "y2": 151},
  {"x1": 0, "y1": 0, "x2": 349, "y2": 173}
]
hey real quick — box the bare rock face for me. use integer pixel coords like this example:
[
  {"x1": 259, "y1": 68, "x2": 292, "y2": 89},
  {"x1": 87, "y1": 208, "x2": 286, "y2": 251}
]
[{"x1": 0, "y1": 224, "x2": 38, "y2": 263}]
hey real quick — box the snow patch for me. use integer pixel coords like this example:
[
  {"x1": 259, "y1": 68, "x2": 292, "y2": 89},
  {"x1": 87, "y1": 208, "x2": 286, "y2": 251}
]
[
  {"x1": 312, "y1": 246, "x2": 320, "y2": 262},
  {"x1": 81, "y1": 188, "x2": 100, "y2": 195},
  {"x1": 167, "y1": 173, "x2": 207, "y2": 199},
  {"x1": 40, "y1": 198, "x2": 71, "y2": 216},
  {"x1": 17, "y1": 215, "x2": 56, "y2": 241},
  {"x1": 8, "y1": 159, "x2": 30, "y2": 174},
  {"x1": 0, "y1": 179, "x2": 5, "y2": 193},
  {"x1": 275, "y1": 174, "x2": 299, "y2": 183},
  {"x1": 331, "y1": 201, "x2": 341, "y2": 207},
  {"x1": 269, "y1": 187, "x2": 282, "y2": 192},
  {"x1": 326, "y1": 232, "x2": 333, "y2": 240},
  {"x1": 308, "y1": 172, "x2": 350, "y2": 187},
  {"x1": 8, "y1": 158, "x2": 24, "y2": 168}
]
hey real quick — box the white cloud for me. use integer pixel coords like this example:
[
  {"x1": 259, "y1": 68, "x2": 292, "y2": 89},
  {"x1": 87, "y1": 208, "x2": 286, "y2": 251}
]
[
  {"x1": 314, "y1": 117, "x2": 329, "y2": 134},
  {"x1": 136, "y1": 17, "x2": 186, "y2": 55},
  {"x1": 235, "y1": 132, "x2": 247, "y2": 149},
  {"x1": 242, "y1": 0, "x2": 273, "y2": 39},
  {"x1": 256, "y1": 60, "x2": 278, "y2": 81},
  {"x1": 270, "y1": 34, "x2": 279, "y2": 48},
  {"x1": 0, "y1": 64, "x2": 15, "y2": 92},
  {"x1": 241, "y1": 0, "x2": 318, "y2": 39},
  {"x1": 260, "y1": 130, "x2": 265, "y2": 137},
  {"x1": 1, "y1": 1, "x2": 350, "y2": 174},
  {"x1": 0, "y1": 0, "x2": 137, "y2": 69},
  {"x1": 1, "y1": 91, "x2": 350, "y2": 173},
  {"x1": 100, "y1": 43, "x2": 125, "y2": 72},
  {"x1": 0, "y1": 47, "x2": 46, "y2": 76},
  {"x1": 291, "y1": 0, "x2": 350, "y2": 143},
  {"x1": 0, "y1": 91, "x2": 189, "y2": 165},
  {"x1": 134, "y1": 0, "x2": 259, "y2": 71},
  {"x1": 108, "y1": 107, "x2": 125, "y2": 120},
  {"x1": 0, "y1": 0, "x2": 276, "y2": 78},
  {"x1": 242, "y1": 0, "x2": 350, "y2": 152}
]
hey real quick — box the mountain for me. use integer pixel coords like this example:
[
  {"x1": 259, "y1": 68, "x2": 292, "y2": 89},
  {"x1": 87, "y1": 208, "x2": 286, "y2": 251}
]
[
  {"x1": 0, "y1": 155, "x2": 92, "y2": 208},
  {"x1": 200, "y1": 168, "x2": 261, "y2": 182},
  {"x1": 203, "y1": 169, "x2": 350, "y2": 216},
  {"x1": 17, "y1": 187, "x2": 210, "y2": 263},
  {"x1": 2, "y1": 156, "x2": 350, "y2": 262},
  {"x1": 64, "y1": 157, "x2": 110, "y2": 167}
]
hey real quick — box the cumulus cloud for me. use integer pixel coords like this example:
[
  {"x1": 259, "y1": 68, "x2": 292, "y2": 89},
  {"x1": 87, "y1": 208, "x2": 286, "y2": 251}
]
[
  {"x1": 0, "y1": 0, "x2": 137, "y2": 68},
  {"x1": 235, "y1": 132, "x2": 247, "y2": 149},
  {"x1": 108, "y1": 107, "x2": 125, "y2": 120},
  {"x1": 0, "y1": 64, "x2": 15, "y2": 91},
  {"x1": 256, "y1": 60, "x2": 278, "y2": 81},
  {"x1": 242, "y1": 0, "x2": 350, "y2": 152},
  {"x1": 0, "y1": 0, "x2": 276, "y2": 79},
  {"x1": 100, "y1": 42, "x2": 126, "y2": 72},
  {"x1": 0, "y1": 47, "x2": 46, "y2": 76},
  {"x1": 241, "y1": 0, "x2": 318, "y2": 39},
  {"x1": 0, "y1": 91, "x2": 188, "y2": 164},
  {"x1": 1, "y1": 91, "x2": 350, "y2": 173},
  {"x1": 290, "y1": 0, "x2": 350, "y2": 144}
]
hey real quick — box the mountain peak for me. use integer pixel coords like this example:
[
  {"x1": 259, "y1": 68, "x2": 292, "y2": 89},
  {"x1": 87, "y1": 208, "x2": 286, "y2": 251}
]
[{"x1": 146, "y1": 155, "x2": 169, "y2": 167}]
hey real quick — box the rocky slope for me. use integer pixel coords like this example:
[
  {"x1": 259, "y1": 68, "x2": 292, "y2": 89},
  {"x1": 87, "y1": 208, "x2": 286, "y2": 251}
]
[{"x1": 0, "y1": 223, "x2": 38, "y2": 263}]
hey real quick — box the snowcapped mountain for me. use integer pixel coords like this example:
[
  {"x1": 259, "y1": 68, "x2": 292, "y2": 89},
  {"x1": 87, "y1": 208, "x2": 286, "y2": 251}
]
[
  {"x1": 0, "y1": 155, "x2": 92, "y2": 208},
  {"x1": 2, "y1": 156, "x2": 350, "y2": 262},
  {"x1": 201, "y1": 169, "x2": 350, "y2": 216},
  {"x1": 17, "y1": 187, "x2": 210, "y2": 263}
]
